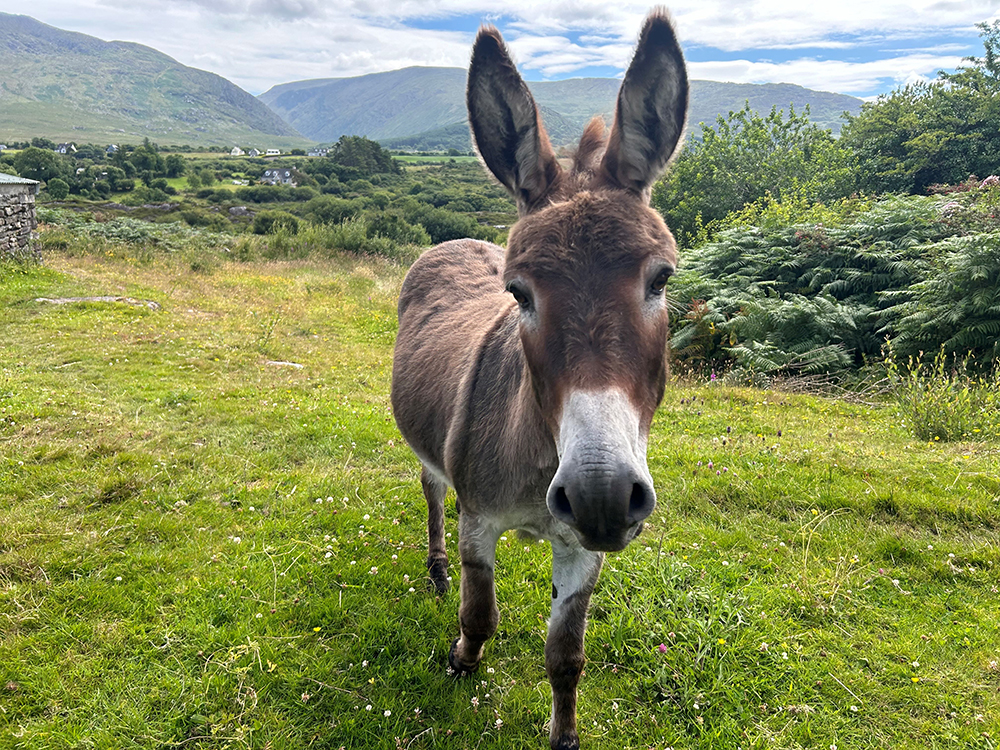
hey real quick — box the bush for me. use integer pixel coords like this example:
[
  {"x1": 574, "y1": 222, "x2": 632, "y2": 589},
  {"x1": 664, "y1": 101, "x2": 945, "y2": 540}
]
[
  {"x1": 364, "y1": 211, "x2": 430, "y2": 246},
  {"x1": 45, "y1": 178, "x2": 70, "y2": 200},
  {"x1": 887, "y1": 347, "x2": 1000, "y2": 442},
  {"x1": 252, "y1": 211, "x2": 300, "y2": 235},
  {"x1": 305, "y1": 196, "x2": 364, "y2": 225},
  {"x1": 667, "y1": 194, "x2": 954, "y2": 375},
  {"x1": 119, "y1": 186, "x2": 170, "y2": 206},
  {"x1": 404, "y1": 204, "x2": 500, "y2": 245},
  {"x1": 181, "y1": 209, "x2": 230, "y2": 232},
  {"x1": 652, "y1": 104, "x2": 856, "y2": 246},
  {"x1": 883, "y1": 230, "x2": 1000, "y2": 360}
]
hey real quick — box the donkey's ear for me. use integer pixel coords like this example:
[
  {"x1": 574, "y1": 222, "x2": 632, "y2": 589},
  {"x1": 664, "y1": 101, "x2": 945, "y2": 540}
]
[
  {"x1": 599, "y1": 10, "x2": 688, "y2": 200},
  {"x1": 467, "y1": 26, "x2": 561, "y2": 214}
]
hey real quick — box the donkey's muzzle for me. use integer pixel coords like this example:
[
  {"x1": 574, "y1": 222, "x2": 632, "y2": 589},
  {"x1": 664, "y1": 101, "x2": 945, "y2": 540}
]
[
  {"x1": 546, "y1": 459, "x2": 656, "y2": 552},
  {"x1": 547, "y1": 389, "x2": 657, "y2": 551}
]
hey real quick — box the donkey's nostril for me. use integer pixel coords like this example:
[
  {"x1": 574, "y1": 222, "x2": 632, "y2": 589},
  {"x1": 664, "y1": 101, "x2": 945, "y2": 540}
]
[
  {"x1": 552, "y1": 486, "x2": 575, "y2": 522},
  {"x1": 628, "y1": 482, "x2": 654, "y2": 522}
]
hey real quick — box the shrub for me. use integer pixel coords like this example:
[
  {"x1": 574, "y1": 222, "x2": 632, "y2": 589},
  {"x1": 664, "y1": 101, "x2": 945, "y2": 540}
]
[
  {"x1": 887, "y1": 347, "x2": 1000, "y2": 442},
  {"x1": 404, "y1": 204, "x2": 500, "y2": 245},
  {"x1": 667, "y1": 194, "x2": 957, "y2": 375},
  {"x1": 882, "y1": 231, "x2": 1000, "y2": 360},
  {"x1": 305, "y1": 196, "x2": 364, "y2": 226},
  {"x1": 364, "y1": 211, "x2": 430, "y2": 246},
  {"x1": 45, "y1": 178, "x2": 70, "y2": 200},
  {"x1": 252, "y1": 211, "x2": 300, "y2": 235}
]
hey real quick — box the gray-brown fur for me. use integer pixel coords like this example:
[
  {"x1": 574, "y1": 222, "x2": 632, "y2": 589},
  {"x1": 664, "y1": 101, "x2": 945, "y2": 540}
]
[{"x1": 391, "y1": 9, "x2": 688, "y2": 749}]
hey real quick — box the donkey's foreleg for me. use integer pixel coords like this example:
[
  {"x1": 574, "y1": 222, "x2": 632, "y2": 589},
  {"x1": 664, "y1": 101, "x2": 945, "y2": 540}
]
[
  {"x1": 449, "y1": 511, "x2": 501, "y2": 675},
  {"x1": 421, "y1": 466, "x2": 450, "y2": 594},
  {"x1": 546, "y1": 542, "x2": 604, "y2": 750}
]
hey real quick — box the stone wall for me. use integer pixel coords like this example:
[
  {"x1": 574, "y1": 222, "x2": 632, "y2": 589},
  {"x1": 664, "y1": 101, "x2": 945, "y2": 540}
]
[{"x1": 0, "y1": 183, "x2": 40, "y2": 263}]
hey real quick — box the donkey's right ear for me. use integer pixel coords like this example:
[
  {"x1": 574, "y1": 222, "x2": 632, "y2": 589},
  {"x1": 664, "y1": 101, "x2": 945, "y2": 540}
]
[{"x1": 467, "y1": 27, "x2": 561, "y2": 215}]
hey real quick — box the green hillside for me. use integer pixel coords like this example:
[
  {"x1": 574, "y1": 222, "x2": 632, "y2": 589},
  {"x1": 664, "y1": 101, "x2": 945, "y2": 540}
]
[
  {"x1": 0, "y1": 13, "x2": 310, "y2": 148},
  {"x1": 261, "y1": 67, "x2": 862, "y2": 151},
  {"x1": 259, "y1": 67, "x2": 469, "y2": 144}
]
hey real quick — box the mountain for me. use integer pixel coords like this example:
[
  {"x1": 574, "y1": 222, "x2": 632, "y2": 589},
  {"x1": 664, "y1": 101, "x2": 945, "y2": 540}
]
[
  {"x1": 260, "y1": 67, "x2": 863, "y2": 151},
  {"x1": 0, "y1": 13, "x2": 309, "y2": 148}
]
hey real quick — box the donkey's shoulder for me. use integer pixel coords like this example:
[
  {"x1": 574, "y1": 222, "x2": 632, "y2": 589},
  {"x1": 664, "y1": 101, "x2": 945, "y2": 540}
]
[{"x1": 399, "y1": 239, "x2": 507, "y2": 317}]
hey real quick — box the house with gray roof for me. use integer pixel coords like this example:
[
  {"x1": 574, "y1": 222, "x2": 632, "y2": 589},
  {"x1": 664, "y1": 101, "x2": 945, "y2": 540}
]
[{"x1": 260, "y1": 168, "x2": 296, "y2": 186}]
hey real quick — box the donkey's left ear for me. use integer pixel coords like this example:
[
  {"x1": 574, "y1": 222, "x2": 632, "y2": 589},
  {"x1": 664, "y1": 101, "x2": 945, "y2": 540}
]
[{"x1": 600, "y1": 10, "x2": 688, "y2": 199}]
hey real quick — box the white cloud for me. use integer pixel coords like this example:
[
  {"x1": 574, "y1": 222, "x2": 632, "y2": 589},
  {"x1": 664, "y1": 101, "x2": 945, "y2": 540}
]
[
  {"x1": 12, "y1": 0, "x2": 1000, "y2": 94},
  {"x1": 688, "y1": 52, "x2": 966, "y2": 94}
]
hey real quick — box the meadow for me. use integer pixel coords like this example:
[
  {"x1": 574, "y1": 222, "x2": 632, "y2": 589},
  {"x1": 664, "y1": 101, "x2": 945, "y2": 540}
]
[{"x1": 1, "y1": 238, "x2": 999, "y2": 749}]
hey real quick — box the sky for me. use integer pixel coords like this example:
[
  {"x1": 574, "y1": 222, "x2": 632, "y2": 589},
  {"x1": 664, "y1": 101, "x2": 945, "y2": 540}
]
[{"x1": 6, "y1": 0, "x2": 1000, "y2": 99}]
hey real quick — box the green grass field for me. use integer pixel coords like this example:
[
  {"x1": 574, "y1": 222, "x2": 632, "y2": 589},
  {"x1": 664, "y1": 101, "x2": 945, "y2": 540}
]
[{"x1": 1, "y1": 248, "x2": 998, "y2": 749}]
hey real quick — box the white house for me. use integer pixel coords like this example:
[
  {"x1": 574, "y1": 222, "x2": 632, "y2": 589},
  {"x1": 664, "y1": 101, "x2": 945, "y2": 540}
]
[
  {"x1": 265, "y1": 148, "x2": 281, "y2": 156},
  {"x1": 247, "y1": 148, "x2": 261, "y2": 158},
  {"x1": 231, "y1": 146, "x2": 245, "y2": 156}
]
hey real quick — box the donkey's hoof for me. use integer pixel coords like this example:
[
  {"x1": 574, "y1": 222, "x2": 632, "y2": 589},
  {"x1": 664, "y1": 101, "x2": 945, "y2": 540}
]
[
  {"x1": 447, "y1": 638, "x2": 479, "y2": 677},
  {"x1": 551, "y1": 731, "x2": 580, "y2": 750},
  {"x1": 427, "y1": 557, "x2": 450, "y2": 594}
]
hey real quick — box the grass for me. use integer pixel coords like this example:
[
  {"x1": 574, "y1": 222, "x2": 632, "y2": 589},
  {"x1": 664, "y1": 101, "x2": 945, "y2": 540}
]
[{"x1": 1, "y1": 248, "x2": 999, "y2": 749}]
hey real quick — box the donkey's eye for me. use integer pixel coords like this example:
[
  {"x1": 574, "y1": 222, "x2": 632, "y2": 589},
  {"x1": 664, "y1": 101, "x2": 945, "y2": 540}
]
[
  {"x1": 506, "y1": 281, "x2": 533, "y2": 310},
  {"x1": 649, "y1": 267, "x2": 674, "y2": 295}
]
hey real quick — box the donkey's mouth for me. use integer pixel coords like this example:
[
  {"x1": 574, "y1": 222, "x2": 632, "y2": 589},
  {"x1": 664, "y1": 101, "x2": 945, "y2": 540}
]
[{"x1": 573, "y1": 521, "x2": 645, "y2": 553}]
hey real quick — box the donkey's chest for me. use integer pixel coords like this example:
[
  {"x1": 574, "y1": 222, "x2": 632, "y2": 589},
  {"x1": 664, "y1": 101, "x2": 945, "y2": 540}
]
[{"x1": 480, "y1": 503, "x2": 582, "y2": 549}]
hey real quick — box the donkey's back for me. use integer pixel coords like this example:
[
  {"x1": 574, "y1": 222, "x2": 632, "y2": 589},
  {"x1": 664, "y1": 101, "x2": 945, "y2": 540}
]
[{"x1": 392, "y1": 238, "x2": 513, "y2": 478}]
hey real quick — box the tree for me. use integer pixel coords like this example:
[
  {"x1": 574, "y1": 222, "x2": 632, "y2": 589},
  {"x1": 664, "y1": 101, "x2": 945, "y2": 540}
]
[
  {"x1": 103, "y1": 166, "x2": 133, "y2": 192},
  {"x1": 130, "y1": 143, "x2": 165, "y2": 179},
  {"x1": 45, "y1": 178, "x2": 70, "y2": 199},
  {"x1": 165, "y1": 154, "x2": 186, "y2": 178},
  {"x1": 840, "y1": 21, "x2": 1000, "y2": 194},
  {"x1": 651, "y1": 104, "x2": 855, "y2": 246},
  {"x1": 329, "y1": 135, "x2": 401, "y2": 176},
  {"x1": 13, "y1": 147, "x2": 65, "y2": 182}
]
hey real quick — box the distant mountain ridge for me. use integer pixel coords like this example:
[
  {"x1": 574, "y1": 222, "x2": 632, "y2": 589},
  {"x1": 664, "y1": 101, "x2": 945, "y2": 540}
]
[
  {"x1": 0, "y1": 13, "x2": 309, "y2": 147},
  {"x1": 260, "y1": 67, "x2": 863, "y2": 150}
]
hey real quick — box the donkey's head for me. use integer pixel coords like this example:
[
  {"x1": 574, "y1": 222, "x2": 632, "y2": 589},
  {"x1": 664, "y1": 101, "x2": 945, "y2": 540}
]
[{"x1": 468, "y1": 11, "x2": 688, "y2": 552}]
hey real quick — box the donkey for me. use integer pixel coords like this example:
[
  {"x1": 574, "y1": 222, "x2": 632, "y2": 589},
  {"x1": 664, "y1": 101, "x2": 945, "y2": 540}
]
[{"x1": 391, "y1": 10, "x2": 687, "y2": 749}]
